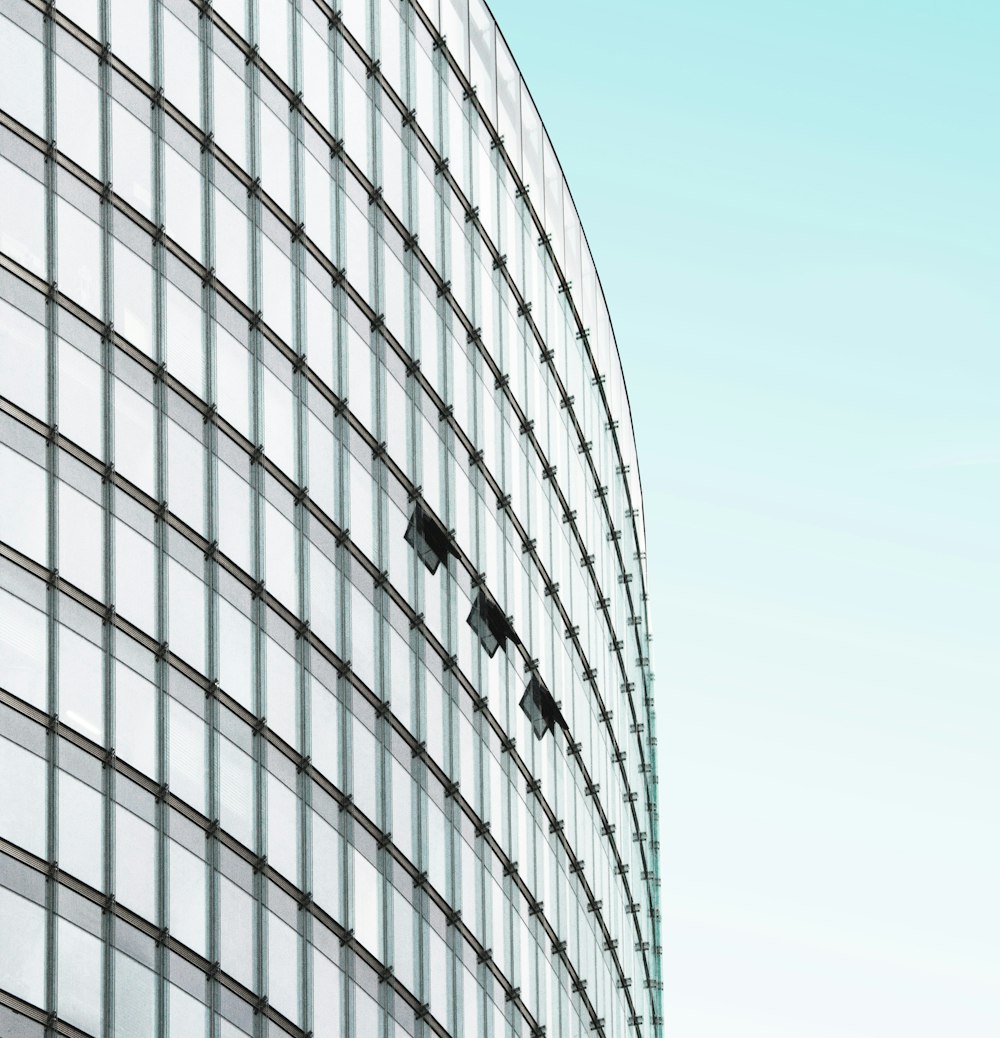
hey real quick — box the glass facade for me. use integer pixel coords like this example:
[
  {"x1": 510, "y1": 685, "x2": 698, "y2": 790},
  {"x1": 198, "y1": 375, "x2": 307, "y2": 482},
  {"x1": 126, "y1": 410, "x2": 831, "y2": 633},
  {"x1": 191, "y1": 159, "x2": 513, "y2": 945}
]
[{"x1": 0, "y1": 0, "x2": 659, "y2": 1036}]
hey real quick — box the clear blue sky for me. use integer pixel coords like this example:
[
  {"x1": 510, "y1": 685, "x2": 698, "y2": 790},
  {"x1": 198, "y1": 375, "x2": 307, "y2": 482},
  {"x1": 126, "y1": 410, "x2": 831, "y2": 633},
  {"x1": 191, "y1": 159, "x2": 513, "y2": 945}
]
[{"x1": 491, "y1": 1, "x2": 1000, "y2": 1034}]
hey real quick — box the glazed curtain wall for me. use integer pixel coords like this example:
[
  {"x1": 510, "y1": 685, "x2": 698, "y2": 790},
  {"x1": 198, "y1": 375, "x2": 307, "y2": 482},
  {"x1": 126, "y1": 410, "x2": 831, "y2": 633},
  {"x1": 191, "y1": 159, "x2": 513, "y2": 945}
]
[{"x1": 0, "y1": 1, "x2": 660, "y2": 1037}]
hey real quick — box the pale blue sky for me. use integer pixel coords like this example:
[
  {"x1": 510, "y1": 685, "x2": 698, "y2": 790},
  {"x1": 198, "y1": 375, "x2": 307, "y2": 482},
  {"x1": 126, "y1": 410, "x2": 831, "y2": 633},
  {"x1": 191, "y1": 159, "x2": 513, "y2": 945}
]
[{"x1": 492, "y1": 0, "x2": 1000, "y2": 1034}]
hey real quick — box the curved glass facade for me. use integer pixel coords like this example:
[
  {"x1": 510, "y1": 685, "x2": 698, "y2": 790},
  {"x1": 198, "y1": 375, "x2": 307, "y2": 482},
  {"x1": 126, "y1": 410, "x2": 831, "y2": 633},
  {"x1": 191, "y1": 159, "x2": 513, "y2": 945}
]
[{"x1": 0, "y1": 1, "x2": 659, "y2": 1037}]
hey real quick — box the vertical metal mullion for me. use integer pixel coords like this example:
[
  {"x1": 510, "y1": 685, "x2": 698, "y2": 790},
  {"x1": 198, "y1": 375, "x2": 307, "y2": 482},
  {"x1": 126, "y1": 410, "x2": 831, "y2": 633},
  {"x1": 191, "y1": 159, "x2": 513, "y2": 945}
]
[
  {"x1": 97, "y1": 0, "x2": 120, "y2": 1034},
  {"x1": 199, "y1": 5, "x2": 222, "y2": 1038},
  {"x1": 42, "y1": 3, "x2": 61, "y2": 1033}
]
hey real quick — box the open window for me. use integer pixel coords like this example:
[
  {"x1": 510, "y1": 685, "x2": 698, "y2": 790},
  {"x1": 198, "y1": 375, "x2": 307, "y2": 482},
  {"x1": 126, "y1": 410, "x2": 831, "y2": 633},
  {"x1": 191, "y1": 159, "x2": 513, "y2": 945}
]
[
  {"x1": 466, "y1": 589, "x2": 519, "y2": 658},
  {"x1": 519, "y1": 674, "x2": 569, "y2": 741},
  {"x1": 404, "y1": 502, "x2": 457, "y2": 575}
]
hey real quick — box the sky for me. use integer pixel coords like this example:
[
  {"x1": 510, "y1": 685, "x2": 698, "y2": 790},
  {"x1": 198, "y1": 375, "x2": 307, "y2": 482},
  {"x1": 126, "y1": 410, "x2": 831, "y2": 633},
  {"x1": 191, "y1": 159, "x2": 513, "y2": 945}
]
[{"x1": 491, "y1": 1, "x2": 1000, "y2": 1035}]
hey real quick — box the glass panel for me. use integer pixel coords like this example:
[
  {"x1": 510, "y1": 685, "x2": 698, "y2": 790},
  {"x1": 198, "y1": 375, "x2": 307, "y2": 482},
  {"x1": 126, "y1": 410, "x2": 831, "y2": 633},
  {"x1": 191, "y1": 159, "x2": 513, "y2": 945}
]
[
  {"x1": 212, "y1": 52, "x2": 246, "y2": 167},
  {"x1": 114, "y1": 378, "x2": 155, "y2": 494},
  {"x1": 169, "y1": 983, "x2": 206, "y2": 1038},
  {"x1": 165, "y1": 147, "x2": 203, "y2": 259},
  {"x1": 114, "y1": 517, "x2": 156, "y2": 634},
  {"x1": 264, "y1": 633, "x2": 296, "y2": 744},
  {"x1": 301, "y1": 21, "x2": 330, "y2": 131},
  {"x1": 264, "y1": 499, "x2": 296, "y2": 612},
  {"x1": 114, "y1": 951, "x2": 156, "y2": 1038},
  {"x1": 0, "y1": 887, "x2": 46, "y2": 1006},
  {"x1": 59, "y1": 337, "x2": 103, "y2": 457},
  {"x1": 155, "y1": 601, "x2": 201, "y2": 711},
  {"x1": 59, "y1": 771, "x2": 103, "y2": 888},
  {"x1": 217, "y1": 461, "x2": 252, "y2": 573},
  {"x1": 219, "y1": 732, "x2": 254, "y2": 846},
  {"x1": 57, "y1": 197, "x2": 102, "y2": 314},
  {"x1": 266, "y1": 772, "x2": 297, "y2": 880},
  {"x1": 112, "y1": 101, "x2": 153, "y2": 217},
  {"x1": 164, "y1": 282, "x2": 204, "y2": 396},
  {"x1": 0, "y1": 735, "x2": 46, "y2": 856},
  {"x1": 312, "y1": 950, "x2": 342, "y2": 1038},
  {"x1": 261, "y1": 236, "x2": 294, "y2": 345},
  {"x1": 169, "y1": 840, "x2": 206, "y2": 954},
  {"x1": 352, "y1": 847, "x2": 379, "y2": 955},
  {"x1": 58, "y1": 917, "x2": 103, "y2": 1033},
  {"x1": 59, "y1": 481, "x2": 104, "y2": 600},
  {"x1": 113, "y1": 240, "x2": 154, "y2": 356},
  {"x1": 215, "y1": 325, "x2": 251, "y2": 436},
  {"x1": 162, "y1": 11, "x2": 201, "y2": 125},
  {"x1": 212, "y1": 0, "x2": 245, "y2": 37},
  {"x1": 218, "y1": 597, "x2": 253, "y2": 709},
  {"x1": 267, "y1": 910, "x2": 298, "y2": 1022},
  {"x1": 262, "y1": 366, "x2": 295, "y2": 474},
  {"x1": 311, "y1": 813, "x2": 342, "y2": 922},
  {"x1": 0, "y1": 159, "x2": 45, "y2": 276},
  {"x1": 307, "y1": 541, "x2": 338, "y2": 650},
  {"x1": 115, "y1": 659, "x2": 156, "y2": 775},
  {"x1": 167, "y1": 420, "x2": 205, "y2": 531},
  {"x1": 258, "y1": 0, "x2": 290, "y2": 84},
  {"x1": 214, "y1": 189, "x2": 248, "y2": 300},
  {"x1": 259, "y1": 101, "x2": 291, "y2": 214},
  {"x1": 57, "y1": 0, "x2": 99, "y2": 37},
  {"x1": 59, "y1": 626, "x2": 104, "y2": 743},
  {"x1": 115, "y1": 805, "x2": 157, "y2": 919},
  {"x1": 0, "y1": 443, "x2": 47, "y2": 564},
  {"x1": 110, "y1": 0, "x2": 151, "y2": 81},
  {"x1": 0, "y1": 17, "x2": 44, "y2": 143},
  {"x1": 219, "y1": 874, "x2": 254, "y2": 988},
  {"x1": 169, "y1": 696, "x2": 206, "y2": 812},
  {"x1": 56, "y1": 57, "x2": 101, "y2": 175},
  {"x1": 304, "y1": 277, "x2": 334, "y2": 386},
  {"x1": 309, "y1": 679, "x2": 339, "y2": 784}
]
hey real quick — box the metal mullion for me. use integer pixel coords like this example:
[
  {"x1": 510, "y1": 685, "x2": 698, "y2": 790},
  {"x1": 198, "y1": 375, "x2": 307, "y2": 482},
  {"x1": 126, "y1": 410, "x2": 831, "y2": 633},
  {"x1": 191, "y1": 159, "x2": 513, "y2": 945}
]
[{"x1": 42, "y1": 0, "x2": 62, "y2": 1029}]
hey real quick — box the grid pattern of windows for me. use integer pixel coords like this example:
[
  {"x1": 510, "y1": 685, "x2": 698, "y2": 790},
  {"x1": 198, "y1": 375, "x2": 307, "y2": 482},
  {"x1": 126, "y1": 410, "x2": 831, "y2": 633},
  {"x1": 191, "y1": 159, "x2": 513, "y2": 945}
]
[{"x1": 0, "y1": 2, "x2": 659, "y2": 1038}]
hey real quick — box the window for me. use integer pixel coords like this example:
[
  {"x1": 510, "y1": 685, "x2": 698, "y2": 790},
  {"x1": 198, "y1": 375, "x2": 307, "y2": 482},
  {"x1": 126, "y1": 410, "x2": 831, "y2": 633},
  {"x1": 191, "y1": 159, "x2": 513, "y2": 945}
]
[
  {"x1": 0, "y1": 158, "x2": 44, "y2": 278},
  {"x1": 165, "y1": 146, "x2": 202, "y2": 260},
  {"x1": 58, "y1": 917, "x2": 103, "y2": 1033},
  {"x1": 114, "y1": 515, "x2": 156, "y2": 634},
  {"x1": 404, "y1": 503, "x2": 456, "y2": 575},
  {"x1": 219, "y1": 874, "x2": 254, "y2": 988},
  {"x1": 115, "y1": 805, "x2": 157, "y2": 919},
  {"x1": 113, "y1": 950, "x2": 156, "y2": 1038},
  {"x1": 519, "y1": 674, "x2": 568, "y2": 741},
  {"x1": 0, "y1": 586, "x2": 48, "y2": 710},
  {"x1": 0, "y1": 887, "x2": 45, "y2": 1006},
  {"x1": 0, "y1": 15, "x2": 44, "y2": 136},
  {"x1": 167, "y1": 419, "x2": 205, "y2": 531},
  {"x1": 0, "y1": 735, "x2": 46, "y2": 856},
  {"x1": 58, "y1": 481, "x2": 104, "y2": 600},
  {"x1": 59, "y1": 776, "x2": 104, "y2": 888},
  {"x1": 60, "y1": 626, "x2": 103, "y2": 743},
  {"x1": 110, "y1": 0, "x2": 151, "y2": 80},
  {"x1": 113, "y1": 240, "x2": 154, "y2": 356},
  {"x1": 113, "y1": 377, "x2": 155, "y2": 494},
  {"x1": 0, "y1": 442, "x2": 47, "y2": 565},
  {"x1": 169, "y1": 839, "x2": 206, "y2": 954},
  {"x1": 58, "y1": 336, "x2": 103, "y2": 457},
  {"x1": 466, "y1": 589, "x2": 519, "y2": 658},
  {"x1": 0, "y1": 299, "x2": 45, "y2": 419}
]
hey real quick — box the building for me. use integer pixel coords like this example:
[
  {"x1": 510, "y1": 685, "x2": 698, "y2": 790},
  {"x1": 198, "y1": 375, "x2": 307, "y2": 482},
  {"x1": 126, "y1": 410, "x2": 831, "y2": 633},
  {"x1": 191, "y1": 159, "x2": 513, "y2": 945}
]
[{"x1": 0, "y1": 0, "x2": 659, "y2": 1036}]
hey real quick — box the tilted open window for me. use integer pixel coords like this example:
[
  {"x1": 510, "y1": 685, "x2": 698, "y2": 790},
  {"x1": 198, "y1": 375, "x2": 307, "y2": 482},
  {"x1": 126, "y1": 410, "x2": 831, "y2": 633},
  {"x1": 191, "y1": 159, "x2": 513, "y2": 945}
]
[
  {"x1": 519, "y1": 674, "x2": 569, "y2": 741},
  {"x1": 466, "y1": 589, "x2": 519, "y2": 658},
  {"x1": 404, "y1": 503, "x2": 457, "y2": 575}
]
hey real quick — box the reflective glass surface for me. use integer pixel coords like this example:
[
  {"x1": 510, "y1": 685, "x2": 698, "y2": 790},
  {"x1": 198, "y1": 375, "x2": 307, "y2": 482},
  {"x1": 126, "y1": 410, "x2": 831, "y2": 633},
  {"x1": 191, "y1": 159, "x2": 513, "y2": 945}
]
[{"x1": 0, "y1": 1, "x2": 658, "y2": 1037}]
